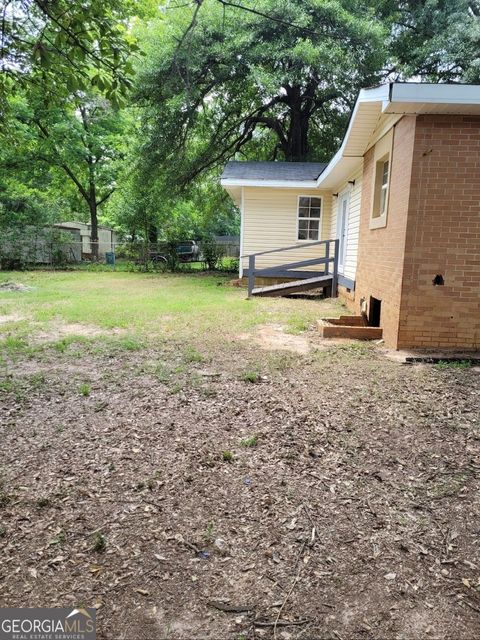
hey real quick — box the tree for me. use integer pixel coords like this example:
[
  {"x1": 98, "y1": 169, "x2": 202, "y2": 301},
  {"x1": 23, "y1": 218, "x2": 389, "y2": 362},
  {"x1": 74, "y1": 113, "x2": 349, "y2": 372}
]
[
  {"x1": 378, "y1": 0, "x2": 480, "y2": 82},
  {"x1": 3, "y1": 90, "x2": 126, "y2": 257},
  {"x1": 0, "y1": 0, "x2": 150, "y2": 118},
  {"x1": 136, "y1": 0, "x2": 388, "y2": 187}
]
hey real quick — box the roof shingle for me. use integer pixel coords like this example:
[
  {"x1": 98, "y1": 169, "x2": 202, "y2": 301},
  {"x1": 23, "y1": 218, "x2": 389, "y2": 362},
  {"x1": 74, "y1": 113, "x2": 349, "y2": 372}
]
[{"x1": 221, "y1": 161, "x2": 328, "y2": 182}]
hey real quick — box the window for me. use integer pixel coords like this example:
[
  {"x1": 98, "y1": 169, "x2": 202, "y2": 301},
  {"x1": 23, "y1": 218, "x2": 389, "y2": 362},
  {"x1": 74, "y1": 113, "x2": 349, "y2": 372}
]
[
  {"x1": 369, "y1": 129, "x2": 393, "y2": 230},
  {"x1": 371, "y1": 154, "x2": 390, "y2": 223},
  {"x1": 379, "y1": 160, "x2": 389, "y2": 216},
  {"x1": 297, "y1": 196, "x2": 321, "y2": 241}
]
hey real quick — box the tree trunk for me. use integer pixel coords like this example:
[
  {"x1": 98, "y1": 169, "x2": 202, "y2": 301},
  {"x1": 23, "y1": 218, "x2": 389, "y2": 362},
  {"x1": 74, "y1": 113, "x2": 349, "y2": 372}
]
[
  {"x1": 286, "y1": 110, "x2": 309, "y2": 161},
  {"x1": 87, "y1": 155, "x2": 99, "y2": 260},
  {"x1": 89, "y1": 196, "x2": 99, "y2": 260},
  {"x1": 283, "y1": 88, "x2": 310, "y2": 161},
  {"x1": 148, "y1": 224, "x2": 158, "y2": 245}
]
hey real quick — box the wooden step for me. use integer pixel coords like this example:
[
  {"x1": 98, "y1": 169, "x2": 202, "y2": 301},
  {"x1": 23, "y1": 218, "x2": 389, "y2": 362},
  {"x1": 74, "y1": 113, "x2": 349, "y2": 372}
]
[
  {"x1": 251, "y1": 275, "x2": 333, "y2": 297},
  {"x1": 318, "y1": 318, "x2": 383, "y2": 340}
]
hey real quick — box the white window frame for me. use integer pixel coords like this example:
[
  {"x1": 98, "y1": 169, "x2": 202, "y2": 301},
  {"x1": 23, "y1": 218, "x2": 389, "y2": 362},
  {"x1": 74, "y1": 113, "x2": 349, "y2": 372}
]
[
  {"x1": 379, "y1": 159, "x2": 389, "y2": 216},
  {"x1": 296, "y1": 195, "x2": 322, "y2": 242},
  {"x1": 369, "y1": 128, "x2": 394, "y2": 230}
]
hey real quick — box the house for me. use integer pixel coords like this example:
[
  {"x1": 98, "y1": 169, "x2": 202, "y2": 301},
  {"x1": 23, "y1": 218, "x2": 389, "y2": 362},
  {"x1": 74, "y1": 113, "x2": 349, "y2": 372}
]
[
  {"x1": 53, "y1": 221, "x2": 118, "y2": 259},
  {"x1": 221, "y1": 82, "x2": 480, "y2": 351}
]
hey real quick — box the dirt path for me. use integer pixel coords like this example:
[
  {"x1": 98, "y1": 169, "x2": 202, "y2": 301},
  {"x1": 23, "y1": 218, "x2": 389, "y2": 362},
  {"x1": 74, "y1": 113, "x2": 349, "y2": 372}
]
[{"x1": 1, "y1": 335, "x2": 479, "y2": 640}]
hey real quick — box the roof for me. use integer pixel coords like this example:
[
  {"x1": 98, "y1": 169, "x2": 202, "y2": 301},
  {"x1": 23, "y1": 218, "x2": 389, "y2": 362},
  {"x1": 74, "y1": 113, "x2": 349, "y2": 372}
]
[
  {"x1": 221, "y1": 82, "x2": 480, "y2": 196},
  {"x1": 317, "y1": 82, "x2": 480, "y2": 188},
  {"x1": 221, "y1": 161, "x2": 328, "y2": 182},
  {"x1": 53, "y1": 221, "x2": 115, "y2": 231}
]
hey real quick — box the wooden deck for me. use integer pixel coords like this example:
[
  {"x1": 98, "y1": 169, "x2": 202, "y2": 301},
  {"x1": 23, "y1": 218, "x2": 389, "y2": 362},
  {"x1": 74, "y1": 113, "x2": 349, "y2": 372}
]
[{"x1": 243, "y1": 239, "x2": 340, "y2": 299}]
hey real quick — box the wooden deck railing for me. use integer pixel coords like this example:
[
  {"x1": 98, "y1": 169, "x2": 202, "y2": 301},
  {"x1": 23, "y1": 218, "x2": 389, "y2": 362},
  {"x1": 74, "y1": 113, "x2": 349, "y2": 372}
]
[{"x1": 241, "y1": 238, "x2": 340, "y2": 298}]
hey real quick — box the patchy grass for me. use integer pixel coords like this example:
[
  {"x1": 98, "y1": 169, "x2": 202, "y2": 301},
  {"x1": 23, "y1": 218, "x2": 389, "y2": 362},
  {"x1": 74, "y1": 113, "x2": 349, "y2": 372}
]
[
  {"x1": 240, "y1": 434, "x2": 259, "y2": 447},
  {"x1": 221, "y1": 450, "x2": 234, "y2": 463},
  {"x1": 436, "y1": 359, "x2": 472, "y2": 370},
  {"x1": 0, "y1": 271, "x2": 345, "y2": 352},
  {"x1": 79, "y1": 382, "x2": 91, "y2": 396},
  {"x1": 242, "y1": 370, "x2": 261, "y2": 383}
]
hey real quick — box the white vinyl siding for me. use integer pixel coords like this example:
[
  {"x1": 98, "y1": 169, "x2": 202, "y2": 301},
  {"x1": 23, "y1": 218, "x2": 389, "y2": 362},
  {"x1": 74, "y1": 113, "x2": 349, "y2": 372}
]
[
  {"x1": 241, "y1": 187, "x2": 332, "y2": 273},
  {"x1": 330, "y1": 166, "x2": 363, "y2": 283}
]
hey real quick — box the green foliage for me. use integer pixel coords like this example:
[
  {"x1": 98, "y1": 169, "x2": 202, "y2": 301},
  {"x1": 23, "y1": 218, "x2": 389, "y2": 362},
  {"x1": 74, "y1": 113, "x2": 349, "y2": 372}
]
[
  {"x1": 136, "y1": 0, "x2": 388, "y2": 187},
  {"x1": 378, "y1": 0, "x2": 480, "y2": 82},
  {"x1": 0, "y1": 0, "x2": 152, "y2": 116},
  {"x1": 202, "y1": 238, "x2": 224, "y2": 271},
  {"x1": 1, "y1": 0, "x2": 479, "y2": 249}
]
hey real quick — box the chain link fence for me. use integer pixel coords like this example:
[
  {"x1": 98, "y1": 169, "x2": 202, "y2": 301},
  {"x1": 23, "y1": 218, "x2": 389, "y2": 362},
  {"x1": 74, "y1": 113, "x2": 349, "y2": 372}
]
[{"x1": 0, "y1": 230, "x2": 240, "y2": 273}]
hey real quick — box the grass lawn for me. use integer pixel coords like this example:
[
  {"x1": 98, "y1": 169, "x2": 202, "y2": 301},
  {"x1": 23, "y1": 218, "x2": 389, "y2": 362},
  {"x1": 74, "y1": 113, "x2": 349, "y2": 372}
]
[
  {"x1": 0, "y1": 271, "x2": 479, "y2": 640},
  {"x1": 0, "y1": 271, "x2": 342, "y2": 346}
]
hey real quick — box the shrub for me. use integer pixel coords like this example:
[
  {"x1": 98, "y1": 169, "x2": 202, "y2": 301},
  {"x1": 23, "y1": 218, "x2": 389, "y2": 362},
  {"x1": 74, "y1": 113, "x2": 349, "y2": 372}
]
[{"x1": 201, "y1": 239, "x2": 224, "y2": 271}]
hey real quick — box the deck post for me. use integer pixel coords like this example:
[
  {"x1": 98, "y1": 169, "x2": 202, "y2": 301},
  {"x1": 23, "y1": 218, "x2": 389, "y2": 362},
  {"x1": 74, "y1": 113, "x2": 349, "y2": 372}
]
[
  {"x1": 248, "y1": 254, "x2": 255, "y2": 298},
  {"x1": 331, "y1": 239, "x2": 339, "y2": 297},
  {"x1": 324, "y1": 240, "x2": 330, "y2": 275}
]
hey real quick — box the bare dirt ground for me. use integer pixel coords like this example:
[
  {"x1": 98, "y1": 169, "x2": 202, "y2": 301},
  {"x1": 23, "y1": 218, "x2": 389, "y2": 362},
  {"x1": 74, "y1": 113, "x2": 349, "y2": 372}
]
[{"x1": 1, "y1": 326, "x2": 480, "y2": 640}]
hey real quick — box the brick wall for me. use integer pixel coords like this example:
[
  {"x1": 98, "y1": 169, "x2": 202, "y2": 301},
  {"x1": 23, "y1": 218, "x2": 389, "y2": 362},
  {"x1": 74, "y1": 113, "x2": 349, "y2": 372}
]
[
  {"x1": 397, "y1": 114, "x2": 480, "y2": 349},
  {"x1": 353, "y1": 116, "x2": 417, "y2": 348}
]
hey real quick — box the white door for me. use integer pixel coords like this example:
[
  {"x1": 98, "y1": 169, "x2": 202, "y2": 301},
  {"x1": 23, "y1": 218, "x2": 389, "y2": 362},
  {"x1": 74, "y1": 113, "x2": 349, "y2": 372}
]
[{"x1": 337, "y1": 192, "x2": 349, "y2": 274}]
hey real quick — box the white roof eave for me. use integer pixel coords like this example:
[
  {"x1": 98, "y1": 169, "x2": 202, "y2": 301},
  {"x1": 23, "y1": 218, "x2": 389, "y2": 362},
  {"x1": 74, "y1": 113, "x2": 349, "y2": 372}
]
[{"x1": 316, "y1": 82, "x2": 480, "y2": 190}]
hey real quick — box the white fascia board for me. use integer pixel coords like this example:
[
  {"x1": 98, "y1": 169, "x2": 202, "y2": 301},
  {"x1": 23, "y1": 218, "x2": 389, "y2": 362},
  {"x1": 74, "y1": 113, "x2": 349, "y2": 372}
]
[
  {"x1": 221, "y1": 178, "x2": 319, "y2": 189},
  {"x1": 358, "y1": 84, "x2": 390, "y2": 103},
  {"x1": 315, "y1": 86, "x2": 390, "y2": 189},
  {"x1": 390, "y1": 82, "x2": 480, "y2": 105}
]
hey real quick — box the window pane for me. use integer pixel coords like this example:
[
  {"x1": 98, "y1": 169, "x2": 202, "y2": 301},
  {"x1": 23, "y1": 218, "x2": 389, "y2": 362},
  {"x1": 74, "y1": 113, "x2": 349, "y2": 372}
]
[
  {"x1": 310, "y1": 207, "x2": 321, "y2": 218},
  {"x1": 299, "y1": 197, "x2": 310, "y2": 208},
  {"x1": 298, "y1": 228, "x2": 308, "y2": 240},
  {"x1": 380, "y1": 186, "x2": 388, "y2": 214},
  {"x1": 298, "y1": 220, "x2": 308, "y2": 231},
  {"x1": 309, "y1": 220, "x2": 319, "y2": 232},
  {"x1": 298, "y1": 207, "x2": 309, "y2": 218},
  {"x1": 382, "y1": 161, "x2": 389, "y2": 185},
  {"x1": 308, "y1": 226, "x2": 319, "y2": 240},
  {"x1": 310, "y1": 197, "x2": 321, "y2": 208}
]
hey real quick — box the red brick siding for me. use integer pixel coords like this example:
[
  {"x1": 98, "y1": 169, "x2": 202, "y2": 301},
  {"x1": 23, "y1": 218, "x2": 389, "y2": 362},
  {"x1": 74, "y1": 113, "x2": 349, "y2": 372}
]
[{"x1": 398, "y1": 114, "x2": 480, "y2": 349}]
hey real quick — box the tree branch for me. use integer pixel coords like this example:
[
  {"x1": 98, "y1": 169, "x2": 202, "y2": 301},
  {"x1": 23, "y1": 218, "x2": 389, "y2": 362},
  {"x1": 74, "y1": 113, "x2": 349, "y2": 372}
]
[
  {"x1": 33, "y1": 119, "x2": 90, "y2": 202},
  {"x1": 96, "y1": 188, "x2": 115, "y2": 207}
]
